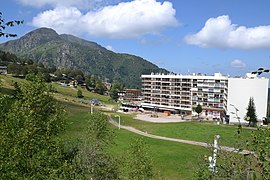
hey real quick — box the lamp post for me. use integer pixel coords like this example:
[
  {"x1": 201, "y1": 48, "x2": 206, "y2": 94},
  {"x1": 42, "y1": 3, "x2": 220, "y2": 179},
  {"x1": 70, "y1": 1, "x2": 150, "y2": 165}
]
[
  {"x1": 251, "y1": 67, "x2": 270, "y2": 76},
  {"x1": 90, "y1": 103, "x2": 93, "y2": 114},
  {"x1": 114, "y1": 115, "x2": 121, "y2": 129}
]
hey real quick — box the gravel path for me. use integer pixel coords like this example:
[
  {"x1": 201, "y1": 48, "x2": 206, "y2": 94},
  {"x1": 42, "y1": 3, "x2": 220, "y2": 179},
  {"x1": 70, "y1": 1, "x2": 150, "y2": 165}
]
[{"x1": 109, "y1": 118, "x2": 252, "y2": 154}]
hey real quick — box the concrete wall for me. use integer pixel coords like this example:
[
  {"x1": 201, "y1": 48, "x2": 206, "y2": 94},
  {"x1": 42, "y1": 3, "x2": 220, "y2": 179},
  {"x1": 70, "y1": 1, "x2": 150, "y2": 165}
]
[{"x1": 227, "y1": 78, "x2": 268, "y2": 124}]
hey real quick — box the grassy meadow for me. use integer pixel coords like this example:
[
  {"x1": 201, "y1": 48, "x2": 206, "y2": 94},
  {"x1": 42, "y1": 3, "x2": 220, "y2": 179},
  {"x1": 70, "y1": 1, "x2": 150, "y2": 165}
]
[
  {"x1": 110, "y1": 113, "x2": 253, "y2": 147},
  {"x1": 63, "y1": 103, "x2": 209, "y2": 179},
  {"x1": 0, "y1": 74, "x2": 255, "y2": 179}
]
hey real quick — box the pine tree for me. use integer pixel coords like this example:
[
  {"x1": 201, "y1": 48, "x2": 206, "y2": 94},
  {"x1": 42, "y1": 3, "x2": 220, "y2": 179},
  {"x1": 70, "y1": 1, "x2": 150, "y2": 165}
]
[{"x1": 245, "y1": 97, "x2": 257, "y2": 127}]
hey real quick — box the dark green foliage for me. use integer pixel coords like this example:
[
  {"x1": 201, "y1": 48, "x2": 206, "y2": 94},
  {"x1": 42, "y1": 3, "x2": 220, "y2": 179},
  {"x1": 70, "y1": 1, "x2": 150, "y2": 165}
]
[
  {"x1": 245, "y1": 97, "x2": 257, "y2": 127},
  {"x1": 7, "y1": 63, "x2": 21, "y2": 75},
  {"x1": 125, "y1": 138, "x2": 154, "y2": 180},
  {"x1": 195, "y1": 104, "x2": 202, "y2": 118},
  {"x1": 0, "y1": 27, "x2": 168, "y2": 88},
  {"x1": 84, "y1": 74, "x2": 114, "y2": 95},
  {"x1": 110, "y1": 88, "x2": 119, "y2": 101},
  {"x1": 1, "y1": 50, "x2": 53, "y2": 80},
  {"x1": 86, "y1": 112, "x2": 114, "y2": 149},
  {"x1": 0, "y1": 75, "x2": 75, "y2": 178},
  {"x1": 195, "y1": 125, "x2": 270, "y2": 179},
  {"x1": 77, "y1": 89, "x2": 83, "y2": 98},
  {"x1": 54, "y1": 68, "x2": 85, "y2": 82},
  {"x1": 247, "y1": 127, "x2": 270, "y2": 178},
  {"x1": 109, "y1": 83, "x2": 123, "y2": 101},
  {"x1": 0, "y1": 50, "x2": 18, "y2": 65},
  {"x1": 95, "y1": 79, "x2": 106, "y2": 95},
  {"x1": 76, "y1": 112, "x2": 119, "y2": 179}
]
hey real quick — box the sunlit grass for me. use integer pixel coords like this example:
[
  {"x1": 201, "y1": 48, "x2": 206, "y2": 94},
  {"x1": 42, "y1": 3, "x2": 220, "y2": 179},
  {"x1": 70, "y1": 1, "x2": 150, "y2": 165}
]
[
  {"x1": 62, "y1": 102, "x2": 208, "y2": 180},
  {"x1": 109, "y1": 112, "x2": 253, "y2": 147}
]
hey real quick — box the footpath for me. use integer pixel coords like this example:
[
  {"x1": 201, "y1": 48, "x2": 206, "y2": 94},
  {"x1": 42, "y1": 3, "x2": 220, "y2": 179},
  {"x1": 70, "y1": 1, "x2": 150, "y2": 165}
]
[{"x1": 109, "y1": 118, "x2": 251, "y2": 154}]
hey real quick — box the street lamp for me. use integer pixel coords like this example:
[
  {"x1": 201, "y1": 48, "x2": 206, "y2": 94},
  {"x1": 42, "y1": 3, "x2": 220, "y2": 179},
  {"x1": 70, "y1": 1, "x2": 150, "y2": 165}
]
[
  {"x1": 251, "y1": 67, "x2": 270, "y2": 75},
  {"x1": 90, "y1": 103, "x2": 93, "y2": 114},
  {"x1": 114, "y1": 115, "x2": 121, "y2": 129}
]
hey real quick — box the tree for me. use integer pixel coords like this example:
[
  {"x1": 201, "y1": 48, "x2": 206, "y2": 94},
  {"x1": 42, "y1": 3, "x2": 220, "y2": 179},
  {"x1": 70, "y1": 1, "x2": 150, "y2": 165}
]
[
  {"x1": 95, "y1": 79, "x2": 106, "y2": 95},
  {"x1": 195, "y1": 104, "x2": 202, "y2": 119},
  {"x1": 0, "y1": 12, "x2": 23, "y2": 38},
  {"x1": 76, "y1": 112, "x2": 119, "y2": 179},
  {"x1": 75, "y1": 74, "x2": 83, "y2": 82},
  {"x1": 112, "y1": 83, "x2": 124, "y2": 91},
  {"x1": 110, "y1": 88, "x2": 119, "y2": 101},
  {"x1": 7, "y1": 63, "x2": 21, "y2": 75},
  {"x1": 245, "y1": 97, "x2": 257, "y2": 127},
  {"x1": 125, "y1": 138, "x2": 154, "y2": 180},
  {"x1": 77, "y1": 89, "x2": 83, "y2": 98},
  {"x1": 0, "y1": 74, "x2": 75, "y2": 179},
  {"x1": 109, "y1": 83, "x2": 124, "y2": 101}
]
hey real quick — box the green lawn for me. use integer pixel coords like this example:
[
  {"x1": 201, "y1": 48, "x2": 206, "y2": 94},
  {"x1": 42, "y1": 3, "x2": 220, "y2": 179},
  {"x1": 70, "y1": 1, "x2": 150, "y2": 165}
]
[
  {"x1": 60, "y1": 102, "x2": 91, "y2": 141},
  {"x1": 0, "y1": 74, "x2": 26, "y2": 89},
  {"x1": 112, "y1": 128, "x2": 208, "y2": 180},
  {"x1": 62, "y1": 103, "x2": 208, "y2": 180},
  {"x1": 110, "y1": 113, "x2": 254, "y2": 147}
]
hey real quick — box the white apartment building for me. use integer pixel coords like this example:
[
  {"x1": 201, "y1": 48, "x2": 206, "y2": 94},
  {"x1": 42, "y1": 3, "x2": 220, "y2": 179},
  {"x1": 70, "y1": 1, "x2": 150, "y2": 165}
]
[
  {"x1": 227, "y1": 75, "x2": 268, "y2": 124},
  {"x1": 141, "y1": 73, "x2": 268, "y2": 124}
]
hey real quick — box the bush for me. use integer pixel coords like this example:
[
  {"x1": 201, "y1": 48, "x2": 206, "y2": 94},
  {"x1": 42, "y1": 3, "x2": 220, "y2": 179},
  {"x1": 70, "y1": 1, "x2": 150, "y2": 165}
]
[{"x1": 77, "y1": 89, "x2": 83, "y2": 98}]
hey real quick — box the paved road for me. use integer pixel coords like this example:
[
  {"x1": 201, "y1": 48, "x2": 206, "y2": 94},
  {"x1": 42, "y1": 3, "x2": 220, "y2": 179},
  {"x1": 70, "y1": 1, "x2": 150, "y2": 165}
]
[{"x1": 109, "y1": 118, "x2": 252, "y2": 154}]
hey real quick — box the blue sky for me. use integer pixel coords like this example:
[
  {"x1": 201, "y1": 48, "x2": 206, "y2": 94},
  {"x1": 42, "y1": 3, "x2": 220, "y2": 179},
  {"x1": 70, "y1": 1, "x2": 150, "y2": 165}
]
[{"x1": 1, "y1": 0, "x2": 270, "y2": 77}]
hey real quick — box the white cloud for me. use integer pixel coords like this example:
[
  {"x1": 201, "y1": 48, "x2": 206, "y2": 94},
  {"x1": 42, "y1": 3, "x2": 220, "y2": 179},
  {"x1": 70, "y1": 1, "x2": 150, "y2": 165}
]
[
  {"x1": 230, "y1": 59, "x2": 246, "y2": 68},
  {"x1": 32, "y1": 7, "x2": 83, "y2": 35},
  {"x1": 185, "y1": 15, "x2": 270, "y2": 49},
  {"x1": 31, "y1": 0, "x2": 178, "y2": 38},
  {"x1": 105, "y1": 45, "x2": 115, "y2": 51}
]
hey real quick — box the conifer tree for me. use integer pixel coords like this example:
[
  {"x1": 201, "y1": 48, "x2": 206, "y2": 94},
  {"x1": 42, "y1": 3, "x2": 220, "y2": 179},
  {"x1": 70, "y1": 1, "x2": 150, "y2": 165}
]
[
  {"x1": 245, "y1": 97, "x2": 257, "y2": 127},
  {"x1": 195, "y1": 104, "x2": 202, "y2": 119}
]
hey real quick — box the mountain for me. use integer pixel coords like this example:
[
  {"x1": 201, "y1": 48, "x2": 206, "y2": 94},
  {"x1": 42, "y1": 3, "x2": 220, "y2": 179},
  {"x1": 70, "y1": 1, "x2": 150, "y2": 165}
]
[{"x1": 0, "y1": 27, "x2": 168, "y2": 88}]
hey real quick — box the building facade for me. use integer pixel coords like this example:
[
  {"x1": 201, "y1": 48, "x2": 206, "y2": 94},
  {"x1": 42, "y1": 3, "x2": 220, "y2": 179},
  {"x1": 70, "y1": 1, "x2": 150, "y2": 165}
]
[
  {"x1": 227, "y1": 76, "x2": 268, "y2": 124},
  {"x1": 141, "y1": 73, "x2": 268, "y2": 124},
  {"x1": 0, "y1": 66, "x2": 7, "y2": 74}
]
